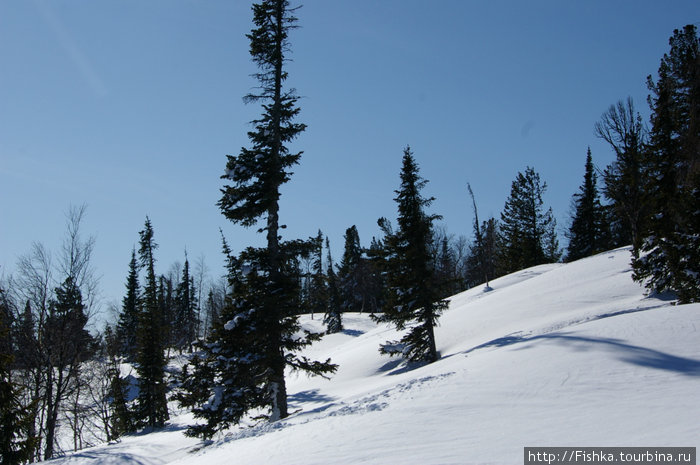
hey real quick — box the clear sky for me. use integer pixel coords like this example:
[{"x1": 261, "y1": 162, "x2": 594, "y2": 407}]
[{"x1": 1, "y1": 0, "x2": 698, "y2": 321}]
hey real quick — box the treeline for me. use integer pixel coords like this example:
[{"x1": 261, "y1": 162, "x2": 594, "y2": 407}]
[
  {"x1": 1, "y1": 0, "x2": 697, "y2": 461},
  {"x1": 0, "y1": 209, "x2": 227, "y2": 461}
]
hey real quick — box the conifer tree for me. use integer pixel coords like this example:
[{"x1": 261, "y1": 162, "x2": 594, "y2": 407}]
[
  {"x1": 374, "y1": 147, "x2": 448, "y2": 363},
  {"x1": 337, "y1": 225, "x2": 364, "y2": 313},
  {"x1": 634, "y1": 25, "x2": 700, "y2": 302},
  {"x1": 364, "y1": 237, "x2": 387, "y2": 314},
  {"x1": 466, "y1": 183, "x2": 494, "y2": 288},
  {"x1": 567, "y1": 148, "x2": 610, "y2": 261},
  {"x1": 116, "y1": 249, "x2": 140, "y2": 360},
  {"x1": 435, "y1": 237, "x2": 458, "y2": 298},
  {"x1": 134, "y1": 218, "x2": 169, "y2": 429},
  {"x1": 174, "y1": 255, "x2": 198, "y2": 352},
  {"x1": 42, "y1": 276, "x2": 93, "y2": 459},
  {"x1": 0, "y1": 289, "x2": 37, "y2": 465},
  {"x1": 198, "y1": 0, "x2": 335, "y2": 426},
  {"x1": 307, "y1": 230, "x2": 328, "y2": 319},
  {"x1": 157, "y1": 274, "x2": 176, "y2": 349},
  {"x1": 176, "y1": 235, "x2": 334, "y2": 437},
  {"x1": 324, "y1": 237, "x2": 343, "y2": 334},
  {"x1": 13, "y1": 301, "x2": 37, "y2": 371},
  {"x1": 466, "y1": 218, "x2": 500, "y2": 288},
  {"x1": 103, "y1": 325, "x2": 133, "y2": 439},
  {"x1": 595, "y1": 97, "x2": 648, "y2": 256},
  {"x1": 498, "y1": 167, "x2": 560, "y2": 274}
]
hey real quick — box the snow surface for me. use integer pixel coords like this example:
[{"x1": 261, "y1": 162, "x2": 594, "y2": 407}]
[{"x1": 42, "y1": 247, "x2": 699, "y2": 464}]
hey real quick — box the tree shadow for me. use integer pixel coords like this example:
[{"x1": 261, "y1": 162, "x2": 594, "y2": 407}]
[
  {"x1": 288, "y1": 388, "x2": 335, "y2": 406},
  {"x1": 466, "y1": 331, "x2": 700, "y2": 377},
  {"x1": 341, "y1": 329, "x2": 364, "y2": 337},
  {"x1": 376, "y1": 357, "x2": 432, "y2": 376},
  {"x1": 60, "y1": 451, "x2": 154, "y2": 465}
]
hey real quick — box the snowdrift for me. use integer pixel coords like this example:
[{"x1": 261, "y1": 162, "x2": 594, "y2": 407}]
[{"x1": 44, "y1": 247, "x2": 700, "y2": 465}]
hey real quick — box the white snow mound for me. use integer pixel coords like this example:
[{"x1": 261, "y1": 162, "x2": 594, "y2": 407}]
[{"x1": 43, "y1": 247, "x2": 700, "y2": 465}]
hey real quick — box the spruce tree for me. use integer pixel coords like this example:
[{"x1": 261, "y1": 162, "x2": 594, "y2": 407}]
[
  {"x1": 103, "y1": 325, "x2": 133, "y2": 439},
  {"x1": 42, "y1": 276, "x2": 93, "y2": 459},
  {"x1": 116, "y1": 249, "x2": 140, "y2": 360},
  {"x1": 307, "y1": 230, "x2": 328, "y2": 320},
  {"x1": 191, "y1": 1, "x2": 334, "y2": 428},
  {"x1": 466, "y1": 183, "x2": 492, "y2": 288},
  {"x1": 337, "y1": 225, "x2": 364, "y2": 313},
  {"x1": 134, "y1": 218, "x2": 169, "y2": 429},
  {"x1": 324, "y1": 237, "x2": 343, "y2": 334},
  {"x1": 0, "y1": 289, "x2": 36, "y2": 465},
  {"x1": 466, "y1": 217, "x2": 500, "y2": 288},
  {"x1": 567, "y1": 148, "x2": 611, "y2": 261},
  {"x1": 435, "y1": 237, "x2": 458, "y2": 298},
  {"x1": 176, "y1": 236, "x2": 334, "y2": 437},
  {"x1": 13, "y1": 301, "x2": 37, "y2": 371},
  {"x1": 157, "y1": 274, "x2": 176, "y2": 349},
  {"x1": 374, "y1": 147, "x2": 448, "y2": 363},
  {"x1": 634, "y1": 25, "x2": 700, "y2": 302},
  {"x1": 498, "y1": 166, "x2": 560, "y2": 274},
  {"x1": 174, "y1": 256, "x2": 198, "y2": 352},
  {"x1": 595, "y1": 97, "x2": 648, "y2": 256},
  {"x1": 364, "y1": 236, "x2": 387, "y2": 314}
]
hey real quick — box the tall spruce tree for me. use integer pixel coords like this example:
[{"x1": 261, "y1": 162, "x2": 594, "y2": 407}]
[
  {"x1": 467, "y1": 183, "x2": 493, "y2": 288},
  {"x1": 364, "y1": 236, "x2": 387, "y2": 314},
  {"x1": 465, "y1": 217, "x2": 499, "y2": 288},
  {"x1": 174, "y1": 255, "x2": 198, "y2": 352},
  {"x1": 103, "y1": 325, "x2": 133, "y2": 440},
  {"x1": 207, "y1": 0, "x2": 335, "y2": 425},
  {"x1": 307, "y1": 230, "x2": 328, "y2": 320},
  {"x1": 374, "y1": 147, "x2": 448, "y2": 363},
  {"x1": 566, "y1": 148, "x2": 610, "y2": 261},
  {"x1": 498, "y1": 167, "x2": 560, "y2": 274},
  {"x1": 324, "y1": 237, "x2": 343, "y2": 334},
  {"x1": 134, "y1": 218, "x2": 169, "y2": 429},
  {"x1": 337, "y1": 225, "x2": 364, "y2": 313},
  {"x1": 176, "y1": 235, "x2": 334, "y2": 437},
  {"x1": 0, "y1": 289, "x2": 36, "y2": 465},
  {"x1": 116, "y1": 249, "x2": 140, "y2": 360},
  {"x1": 634, "y1": 25, "x2": 700, "y2": 302}
]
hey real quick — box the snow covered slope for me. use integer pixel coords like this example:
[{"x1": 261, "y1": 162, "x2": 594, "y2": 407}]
[{"x1": 45, "y1": 247, "x2": 700, "y2": 465}]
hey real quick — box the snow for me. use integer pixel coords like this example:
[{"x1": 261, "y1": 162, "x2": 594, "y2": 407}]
[{"x1": 41, "y1": 247, "x2": 700, "y2": 465}]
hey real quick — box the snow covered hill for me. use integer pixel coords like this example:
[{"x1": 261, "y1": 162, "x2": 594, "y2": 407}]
[{"x1": 44, "y1": 247, "x2": 699, "y2": 465}]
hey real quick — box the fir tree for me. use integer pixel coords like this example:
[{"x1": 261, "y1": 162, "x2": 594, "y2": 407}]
[
  {"x1": 0, "y1": 289, "x2": 37, "y2": 465},
  {"x1": 374, "y1": 147, "x2": 448, "y2": 363},
  {"x1": 176, "y1": 236, "x2": 335, "y2": 438},
  {"x1": 364, "y1": 236, "x2": 387, "y2": 314},
  {"x1": 42, "y1": 276, "x2": 93, "y2": 459},
  {"x1": 567, "y1": 148, "x2": 610, "y2": 261},
  {"x1": 215, "y1": 0, "x2": 335, "y2": 423},
  {"x1": 324, "y1": 237, "x2": 343, "y2": 334},
  {"x1": 337, "y1": 225, "x2": 364, "y2": 313},
  {"x1": 157, "y1": 274, "x2": 175, "y2": 349},
  {"x1": 116, "y1": 249, "x2": 140, "y2": 361},
  {"x1": 134, "y1": 218, "x2": 169, "y2": 429},
  {"x1": 174, "y1": 255, "x2": 198, "y2": 352},
  {"x1": 12, "y1": 301, "x2": 37, "y2": 371},
  {"x1": 466, "y1": 183, "x2": 493, "y2": 288},
  {"x1": 634, "y1": 25, "x2": 700, "y2": 302},
  {"x1": 103, "y1": 326, "x2": 133, "y2": 439},
  {"x1": 498, "y1": 166, "x2": 560, "y2": 274},
  {"x1": 307, "y1": 230, "x2": 328, "y2": 320},
  {"x1": 435, "y1": 237, "x2": 458, "y2": 298}
]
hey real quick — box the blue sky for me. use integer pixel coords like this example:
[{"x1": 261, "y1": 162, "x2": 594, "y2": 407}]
[{"x1": 1, "y1": 0, "x2": 698, "y2": 318}]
